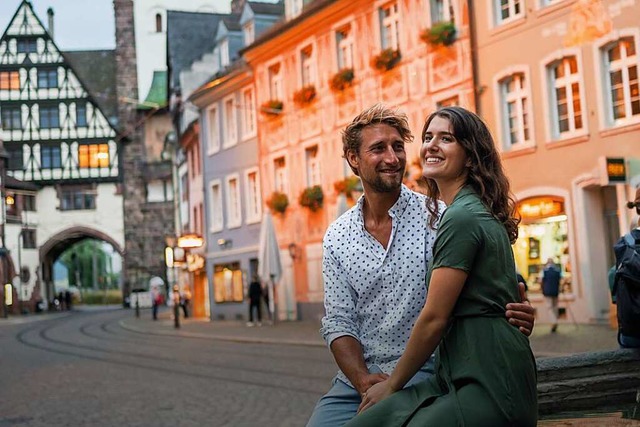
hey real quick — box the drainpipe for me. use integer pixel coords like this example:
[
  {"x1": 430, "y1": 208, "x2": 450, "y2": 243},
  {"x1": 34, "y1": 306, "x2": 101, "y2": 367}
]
[{"x1": 467, "y1": 0, "x2": 481, "y2": 115}]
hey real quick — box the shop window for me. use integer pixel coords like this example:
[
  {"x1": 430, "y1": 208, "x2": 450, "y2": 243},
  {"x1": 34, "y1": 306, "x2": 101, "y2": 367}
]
[
  {"x1": 513, "y1": 196, "x2": 572, "y2": 295},
  {"x1": 213, "y1": 262, "x2": 244, "y2": 303}
]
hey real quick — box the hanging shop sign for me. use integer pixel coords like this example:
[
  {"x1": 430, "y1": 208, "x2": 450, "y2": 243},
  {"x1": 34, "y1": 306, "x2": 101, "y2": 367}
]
[
  {"x1": 603, "y1": 157, "x2": 626, "y2": 184},
  {"x1": 187, "y1": 253, "x2": 205, "y2": 272},
  {"x1": 517, "y1": 197, "x2": 565, "y2": 221}
]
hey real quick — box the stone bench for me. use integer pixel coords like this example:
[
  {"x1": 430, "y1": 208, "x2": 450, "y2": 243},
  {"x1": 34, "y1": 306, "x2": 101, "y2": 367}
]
[{"x1": 537, "y1": 348, "x2": 640, "y2": 415}]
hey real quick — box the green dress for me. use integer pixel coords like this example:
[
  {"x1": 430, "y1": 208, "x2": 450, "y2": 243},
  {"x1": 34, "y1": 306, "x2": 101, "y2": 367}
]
[{"x1": 346, "y1": 186, "x2": 537, "y2": 426}]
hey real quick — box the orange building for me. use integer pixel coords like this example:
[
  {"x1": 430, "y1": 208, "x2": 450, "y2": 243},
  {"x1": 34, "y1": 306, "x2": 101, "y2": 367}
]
[
  {"x1": 472, "y1": 0, "x2": 640, "y2": 324},
  {"x1": 242, "y1": 0, "x2": 474, "y2": 319}
]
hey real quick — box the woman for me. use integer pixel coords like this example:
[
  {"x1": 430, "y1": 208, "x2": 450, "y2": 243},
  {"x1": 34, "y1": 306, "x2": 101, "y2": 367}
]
[{"x1": 346, "y1": 107, "x2": 537, "y2": 426}]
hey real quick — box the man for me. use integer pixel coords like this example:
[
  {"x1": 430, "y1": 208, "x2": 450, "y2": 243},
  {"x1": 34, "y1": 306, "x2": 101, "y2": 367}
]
[
  {"x1": 540, "y1": 258, "x2": 561, "y2": 333},
  {"x1": 306, "y1": 104, "x2": 535, "y2": 427}
]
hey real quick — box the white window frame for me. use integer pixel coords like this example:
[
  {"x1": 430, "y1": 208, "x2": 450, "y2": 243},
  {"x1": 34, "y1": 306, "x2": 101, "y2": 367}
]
[
  {"x1": 494, "y1": 67, "x2": 535, "y2": 152},
  {"x1": 220, "y1": 38, "x2": 230, "y2": 67},
  {"x1": 222, "y1": 95, "x2": 238, "y2": 148},
  {"x1": 241, "y1": 86, "x2": 257, "y2": 140},
  {"x1": 225, "y1": 174, "x2": 242, "y2": 229},
  {"x1": 243, "y1": 21, "x2": 255, "y2": 45},
  {"x1": 300, "y1": 44, "x2": 316, "y2": 87},
  {"x1": 429, "y1": 0, "x2": 455, "y2": 25},
  {"x1": 268, "y1": 63, "x2": 283, "y2": 101},
  {"x1": 539, "y1": 0, "x2": 562, "y2": 7},
  {"x1": 336, "y1": 24, "x2": 354, "y2": 70},
  {"x1": 597, "y1": 34, "x2": 640, "y2": 128},
  {"x1": 209, "y1": 179, "x2": 224, "y2": 233},
  {"x1": 273, "y1": 155, "x2": 289, "y2": 196},
  {"x1": 379, "y1": 2, "x2": 400, "y2": 51},
  {"x1": 304, "y1": 144, "x2": 321, "y2": 187},
  {"x1": 206, "y1": 105, "x2": 220, "y2": 155},
  {"x1": 493, "y1": 0, "x2": 524, "y2": 26},
  {"x1": 244, "y1": 167, "x2": 262, "y2": 225},
  {"x1": 542, "y1": 51, "x2": 587, "y2": 141}
]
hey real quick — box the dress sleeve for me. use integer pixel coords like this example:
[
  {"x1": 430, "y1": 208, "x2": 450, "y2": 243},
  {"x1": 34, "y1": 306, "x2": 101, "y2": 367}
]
[{"x1": 431, "y1": 204, "x2": 482, "y2": 273}]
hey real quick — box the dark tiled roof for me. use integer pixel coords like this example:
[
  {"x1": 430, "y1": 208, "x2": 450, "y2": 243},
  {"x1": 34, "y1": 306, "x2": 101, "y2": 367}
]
[
  {"x1": 63, "y1": 50, "x2": 118, "y2": 127},
  {"x1": 222, "y1": 15, "x2": 242, "y2": 32},
  {"x1": 6, "y1": 175, "x2": 39, "y2": 191},
  {"x1": 248, "y1": 1, "x2": 284, "y2": 16},
  {"x1": 166, "y1": 10, "x2": 227, "y2": 88}
]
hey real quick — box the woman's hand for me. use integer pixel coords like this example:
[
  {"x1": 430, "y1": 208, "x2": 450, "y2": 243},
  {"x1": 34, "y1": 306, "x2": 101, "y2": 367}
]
[{"x1": 357, "y1": 379, "x2": 396, "y2": 413}]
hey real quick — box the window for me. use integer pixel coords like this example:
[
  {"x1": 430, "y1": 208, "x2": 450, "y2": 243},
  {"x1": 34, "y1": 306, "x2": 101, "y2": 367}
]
[
  {"x1": 60, "y1": 186, "x2": 96, "y2": 211},
  {"x1": 305, "y1": 146, "x2": 321, "y2": 187},
  {"x1": 155, "y1": 13, "x2": 162, "y2": 32},
  {"x1": 213, "y1": 262, "x2": 244, "y2": 303},
  {"x1": 548, "y1": 56, "x2": 583, "y2": 138},
  {"x1": 273, "y1": 156, "x2": 288, "y2": 194},
  {"x1": 223, "y1": 97, "x2": 237, "y2": 147},
  {"x1": 336, "y1": 26, "x2": 354, "y2": 70},
  {"x1": 39, "y1": 105, "x2": 59, "y2": 129},
  {"x1": 146, "y1": 179, "x2": 173, "y2": 203},
  {"x1": 78, "y1": 144, "x2": 109, "y2": 168},
  {"x1": 540, "y1": 0, "x2": 561, "y2": 6},
  {"x1": 1, "y1": 106, "x2": 22, "y2": 130},
  {"x1": 286, "y1": 0, "x2": 303, "y2": 19},
  {"x1": 181, "y1": 172, "x2": 189, "y2": 202},
  {"x1": 242, "y1": 87, "x2": 256, "y2": 138},
  {"x1": 209, "y1": 180, "x2": 224, "y2": 232},
  {"x1": 7, "y1": 147, "x2": 23, "y2": 170},
  {"x1": 220, "y1": 39, "x2": 230, "y2": 67},
  {"x1": 41, "y1": 145, "x2": 61, "y2": 169},
  {"x1": 495, "y1": 0, "x2": 523, "y2": 25},
  {"x1": 499, "y1": 72, "x2": 531, "y2": 147},
  {"x1": 603, "y1": 37, "x2": 639, "y2": 125},
  {"x1": 207, "y1": 105, "x2": 220, "y2": 154},
  {"x1": 16, "y1": 38, "x2": 37, "y2": 54},
  {"x1": 301, "y1": 46, "x2": 315, "y2": 86},
  {"x1": 380, "y1": 2, "x2": 400, "y2": 50},
  {"x1": 37, "y1": 69, "x2": 57, "y2": 89},
  {"x1": 268, "y1": 63, "x2": 283, "y2": 101},
  {"x1": 76, "y1": 103, "x2": 87, "y2": 127},
  {"x1": 436, "y1": 95, "x2": 459, "y2": 108},
  {"x1": 225, "y1": 175, "x2": 242, "y2": 228},
  {"x1": 22, "y1": 229, "x2": 37, "y2": 249},
  {"x1": 244, "y1": 169, "x2": 262, "y2": 224},
  {"x1": 430, "y1": 0, "x2": 454, "y2": 24},
  {"x1": 244, "y1": 21, "x2": 255, "y2": 45},
  {"x1": 0, "y1": 71, "x2": 20, "y2": 90},
  {"x1": 23, "y1": 194, "x2": 36, "y2": 211}
]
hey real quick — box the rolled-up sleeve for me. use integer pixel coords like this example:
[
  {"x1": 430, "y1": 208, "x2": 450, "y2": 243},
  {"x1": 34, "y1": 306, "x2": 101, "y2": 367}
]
[{"x1": 320, "y1": 234, "x2": 359, "y2": 347}]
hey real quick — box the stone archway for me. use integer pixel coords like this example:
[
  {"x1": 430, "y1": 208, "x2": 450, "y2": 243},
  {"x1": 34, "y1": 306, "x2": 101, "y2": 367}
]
[{"x1": 38, "y1": 226, "x2": 124, "y2": 306}]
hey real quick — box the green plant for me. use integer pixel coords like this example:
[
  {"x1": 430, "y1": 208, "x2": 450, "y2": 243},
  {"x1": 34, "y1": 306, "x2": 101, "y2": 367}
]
[
  {"x1": 267, "y1": 191, "x2": 289, "y2": 214},
  {"x1": 421, "y1": 21, "x2": 457, "y2": 47},
  {"x1": 293, "y1": 85, "x2": 317, "y2": 106},
  {"x1": 333, "y1": 176, "x2": 361, "y2": 199},
  {"x1": 260, "y1": 99, "x2": 283, "y2": 116},
  {"x1": 329, "y1": 68, "x2": 355, "y2": 92},
  {"x1": 299, "y1": 185, "x2": 324, "y2": 212},
  {"x1": 371, "y1": 48, "x2": 402, "y2": 72}
]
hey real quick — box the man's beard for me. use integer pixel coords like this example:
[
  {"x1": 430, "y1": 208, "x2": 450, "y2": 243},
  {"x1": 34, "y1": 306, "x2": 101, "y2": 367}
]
[{"x1": 367, "y1": 169, "x2": 404, "y2": 193}]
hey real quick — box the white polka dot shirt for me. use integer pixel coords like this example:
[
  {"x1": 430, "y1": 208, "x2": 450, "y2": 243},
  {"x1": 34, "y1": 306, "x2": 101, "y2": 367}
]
[{"x1": 321, "y1": 185, "x2": 443, "y2": 386}]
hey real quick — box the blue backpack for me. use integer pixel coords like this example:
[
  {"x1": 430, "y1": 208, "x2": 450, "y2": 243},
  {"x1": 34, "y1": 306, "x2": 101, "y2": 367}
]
[{"x1": 613, "y1": 233, "x2": 640, "y2": 338}]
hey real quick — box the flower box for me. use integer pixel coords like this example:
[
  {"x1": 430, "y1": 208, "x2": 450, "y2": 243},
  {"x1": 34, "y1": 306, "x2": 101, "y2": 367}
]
[
  {"x1": 371, "y1": 48, "x2": 401, "y2": 72},
  {"x1": 267, "y1": 191, "x2": 289, "y2": 214},
  {"x1": 329, "y1": 68, "x2": 355, "y2": 92},
  {"x1": 293, "y1": 85, "x2": 317, "y2": 107},
  {"x1": 260, "y1": 99, "x2": 283, "y2": 116},
  {"x1": 299, "y1": 185, "x2": 324, "y2": 212},
  {"x1": 421, "y1": 22, "x2": 457, "y2": 48},
  {"x1": 333, "y1": 176, "x2": 361, "y2": 200}
]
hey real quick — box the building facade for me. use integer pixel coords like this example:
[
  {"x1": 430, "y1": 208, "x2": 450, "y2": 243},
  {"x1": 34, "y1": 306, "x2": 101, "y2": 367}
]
[{"x1": 472, "y1": 0, "x2": 640, "y2": 324}]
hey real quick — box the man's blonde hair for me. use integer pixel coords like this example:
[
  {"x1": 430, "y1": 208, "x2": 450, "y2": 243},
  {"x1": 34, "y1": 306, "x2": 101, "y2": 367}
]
[{"x1": 341, "y1": 103, "x2": 413, "y2": 175}]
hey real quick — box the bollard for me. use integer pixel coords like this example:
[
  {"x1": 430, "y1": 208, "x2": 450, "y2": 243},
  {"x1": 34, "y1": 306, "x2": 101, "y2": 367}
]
[
  {"x1": 135, "y1": 298, "x2": 140, "y2": 318},
  {"x1": 173, "y1": 302, "x2": 180, "y2": 329}
]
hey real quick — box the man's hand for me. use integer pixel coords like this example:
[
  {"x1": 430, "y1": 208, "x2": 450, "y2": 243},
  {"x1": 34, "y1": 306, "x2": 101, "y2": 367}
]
[
  {"x1": 506, "y1": 283, "x2": 535, "y2": 336},
  {"x1": 358, "y1": 379, "x2": 395, "y2": 413},
  {"x1": 354, "y1": 372, "x2": 389, "y2": 397}
]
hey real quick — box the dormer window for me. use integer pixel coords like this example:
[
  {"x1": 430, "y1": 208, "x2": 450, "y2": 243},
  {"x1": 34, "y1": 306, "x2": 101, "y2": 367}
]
[
  {"x1": 286, "y1": 0, "x2": 303, "y2": 19},
  {"x1": 220, "y1": 38, "x2": 230, "y2": 67},
  {"x1": 244, "y1": 21, "x2": 255, "y2": 45}
]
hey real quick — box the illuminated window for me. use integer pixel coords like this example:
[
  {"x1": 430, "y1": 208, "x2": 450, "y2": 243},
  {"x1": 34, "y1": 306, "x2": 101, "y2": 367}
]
[
  {"x1": 0, "y1": 71, "x2": 20, "y2": 90},
  {"x1": 78, "y1": 144, "x2": 109, "y2": 168},
  {"x1": 602, "y1": 37, "x2": 639, "y2": 125},
  {"x1": 547, "y1": 56, "x2": 583, "y2": 138},
  {"x1": 213, "y1": 262, "x2": 244, "y2": 303}
]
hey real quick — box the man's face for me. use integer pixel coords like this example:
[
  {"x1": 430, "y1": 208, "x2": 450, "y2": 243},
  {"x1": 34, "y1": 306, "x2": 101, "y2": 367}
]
[{"x1": 347, "y1": 123, "x2": 406, "y2": 193}]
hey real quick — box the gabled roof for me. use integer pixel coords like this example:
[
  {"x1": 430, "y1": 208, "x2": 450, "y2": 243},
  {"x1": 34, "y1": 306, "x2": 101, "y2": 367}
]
[
  {"x1": 64, "y1": 50, "x2": 118, "y2": 126},
  {"x1": 166, "y1": 10, "x2": 227, "y2": 89},
  {"x1": 139, "y1": 70, "x2": 168, "y2": 109},
  {"x1": 248, "y1": 1, "x2": 284, "y2": 16},
  {"x1": 222, "y1": 15, "x2": 242, "y2": 32}
]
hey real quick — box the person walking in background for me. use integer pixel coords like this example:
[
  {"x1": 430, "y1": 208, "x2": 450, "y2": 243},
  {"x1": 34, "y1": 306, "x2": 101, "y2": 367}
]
[
  {"x1": 247, "y1": 276, "x2": 262, "y2": 327},
  {"x1": 348, "y1": 106, "x2": 537, "y2": 426},
  {"x1": 540, "y1": 257, "x2": 562, "y2": 333},
  {"x1": 261, "y1": 281, "x2": 271, "y2": 322},
  {"x1": 612, "y1": 187, "x2": 640, "y2": 348},
  {"x1": 306, "y1": 104, "x2": 535, "y2": 427},
  {"x1": 150, "y1": 285, "x2": 161, "y2": 320},
  {"x1": 181, "y1": 286, "x2": 191, "y2": 318}
]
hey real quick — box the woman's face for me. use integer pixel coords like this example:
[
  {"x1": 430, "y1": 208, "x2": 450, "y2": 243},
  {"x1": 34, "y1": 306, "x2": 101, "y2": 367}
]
[{"x1": 420, "y1": 115, "x2": 469, "y2": 184}]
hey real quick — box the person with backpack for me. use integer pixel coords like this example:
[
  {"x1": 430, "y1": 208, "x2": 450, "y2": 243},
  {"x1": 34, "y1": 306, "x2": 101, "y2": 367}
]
[
  {"x1": 612, "y1": 188, "x2": 640, "y2": 348},
  {"x1": 540, "y1": 258, "x2": 562, "y2": 333}
]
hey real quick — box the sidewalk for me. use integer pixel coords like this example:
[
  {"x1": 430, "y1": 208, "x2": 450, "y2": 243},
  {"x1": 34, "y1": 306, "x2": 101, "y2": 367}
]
[{"x1": 122, "y1": 310, "x2": 620, "y2": 357}]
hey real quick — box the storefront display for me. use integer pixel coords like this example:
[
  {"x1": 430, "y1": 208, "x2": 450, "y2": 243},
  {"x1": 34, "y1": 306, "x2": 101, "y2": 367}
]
[
  {"x1": 513, "y1": 196, "x2": 572, "y2": 295},
  {"x1": 213, "y1": 262, "x2": 244, "y2": 303}
]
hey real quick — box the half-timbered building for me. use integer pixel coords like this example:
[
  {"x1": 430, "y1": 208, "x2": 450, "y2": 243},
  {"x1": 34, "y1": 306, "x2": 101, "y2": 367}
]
[{"x1": 0, "y1": 1, "x2": 124, "y2": 309}]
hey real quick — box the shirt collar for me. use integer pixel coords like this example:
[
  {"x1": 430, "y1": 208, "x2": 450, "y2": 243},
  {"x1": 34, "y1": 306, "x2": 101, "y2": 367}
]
[{"x1": 354, "y1": 184, "x2": 413, "y2": 226}]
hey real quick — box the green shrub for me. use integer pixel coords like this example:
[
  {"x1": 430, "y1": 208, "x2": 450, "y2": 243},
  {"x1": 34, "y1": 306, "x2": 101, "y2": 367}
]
[{"x1": 299, "y1": 185, "x2": 324, "y2": 212}]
